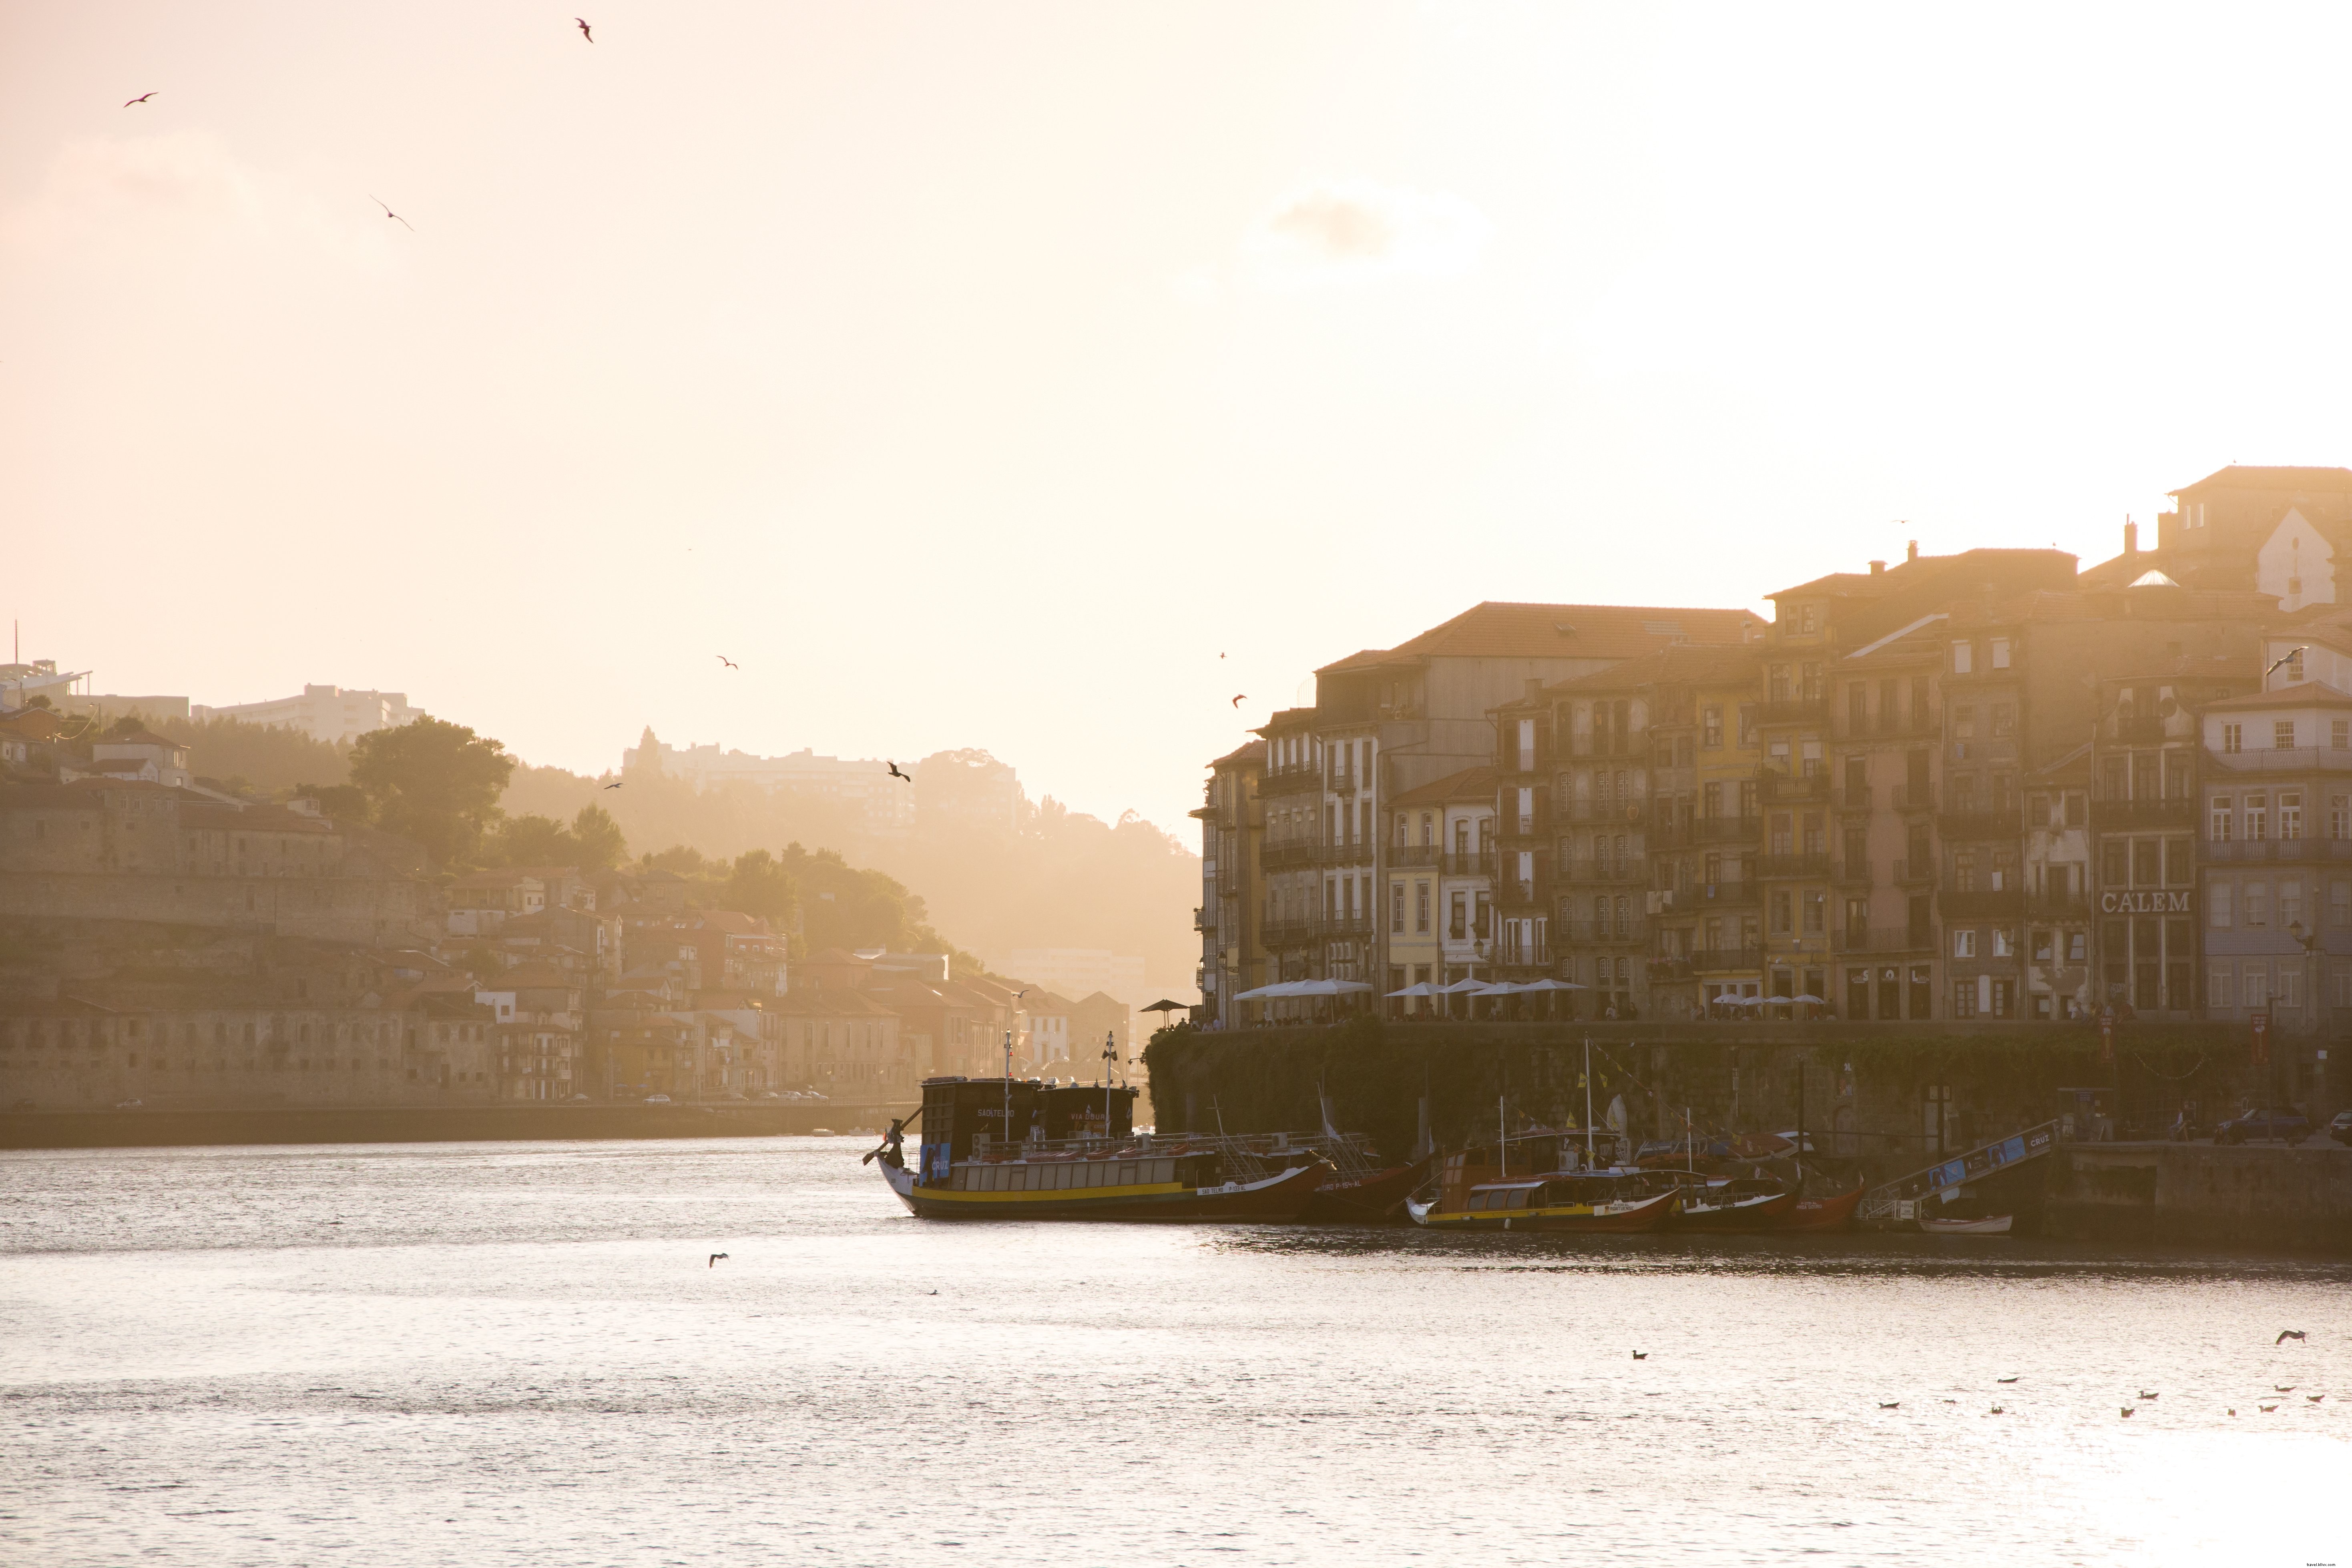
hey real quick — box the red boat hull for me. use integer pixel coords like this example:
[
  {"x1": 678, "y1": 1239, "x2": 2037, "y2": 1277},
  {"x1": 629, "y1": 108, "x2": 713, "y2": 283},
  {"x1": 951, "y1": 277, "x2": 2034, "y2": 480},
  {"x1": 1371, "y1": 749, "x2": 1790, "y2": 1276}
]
[
  {"x1": 1302, "y1": 1158, "x2": 1431, "y2": 1224},
  {"x1": 1669, "y1": 1188, "x2": 1799, "y2": 1233},
  {"x1": 1776, "y1": 1185, "x2": 1864, "y2": 1233}
]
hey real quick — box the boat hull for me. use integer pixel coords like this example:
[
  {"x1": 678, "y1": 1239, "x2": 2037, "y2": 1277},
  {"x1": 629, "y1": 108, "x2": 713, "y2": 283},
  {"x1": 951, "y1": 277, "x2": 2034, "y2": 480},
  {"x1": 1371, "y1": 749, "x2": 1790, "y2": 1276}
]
[
  {"x1": 1919, "y1": 1213, "x2": 2013, "y2": 1235},
  {"x1": 1668, "y1": 1187, "x2": 1799, "y2": 1233},
  {"x1": 881, "y1": 1155, "x2": 1331, "y2": 1222},
  {"x1": 1302, "y1": 1158, "x2": 1430, "y2": 1224},
  {"x1": 1777, "y1": 1185, "x2": 1865, "y2": 1233},
  {"x1": 1405, "y1": 1188, "x2": 1679, "y2": 1234}
]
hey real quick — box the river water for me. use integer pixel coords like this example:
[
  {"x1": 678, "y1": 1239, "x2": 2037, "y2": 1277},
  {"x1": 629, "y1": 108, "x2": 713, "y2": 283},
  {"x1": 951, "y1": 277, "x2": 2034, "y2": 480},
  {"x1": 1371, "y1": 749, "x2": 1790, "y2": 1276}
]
[{"x1": 2, "y1": 1137, "x2": 2346, "y2": 1567}]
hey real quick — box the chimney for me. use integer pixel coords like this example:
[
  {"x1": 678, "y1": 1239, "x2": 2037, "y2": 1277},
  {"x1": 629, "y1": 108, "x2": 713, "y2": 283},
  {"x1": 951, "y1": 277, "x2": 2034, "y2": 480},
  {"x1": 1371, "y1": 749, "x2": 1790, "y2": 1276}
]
[
  {"x1": 2124, "y1": 517, "x2": 2139, "y2": 555},
  {"x1": 1868, "y1": 559, "x2": 1886, "y2": 576},
  {"x1": 1906, "y1": 540, "x2": 1919, "y2": 563}
]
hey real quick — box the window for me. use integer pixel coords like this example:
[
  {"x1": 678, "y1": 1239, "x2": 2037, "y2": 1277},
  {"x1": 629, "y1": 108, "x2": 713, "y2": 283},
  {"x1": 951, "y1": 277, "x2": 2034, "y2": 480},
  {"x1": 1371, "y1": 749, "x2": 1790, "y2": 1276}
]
[
  {"x1": 1992, "y1": 927, "x2": 2013, "y2": 958},
  {"x1": 2282, "y1": 878, "x2": 2306, "y2": 932},
  {"x1": 2335, "y1": 880, "x2": 2352, "y2": 928},
  {"x1": 2101, "y1": 840, "x2": 2128, "y2": 885},
  {"x1": 1952, "y1": 641, "x2": 1974, "y2": 675},
  {"x1": 1416, "y1": 881, "x2": 1431, "y2": 933},
  {"x1": 1737, "y1": 704, "x2": 1757, "y2": 747},
  {"x1": 2242, "y1": 965, "x2": 2269, "y2": 1008},
  {"x1": 2246, "y1": 881, "x2": 2270, "y2": 928},
  {"x1": 2246, "y1": 792, "x2": 2268, "y2": 841},
  {"x1": 1951, "y1": 980, "x2": 1978, "y2": 1019},
  {"x1": 2223, "y1": 723, "x2": 2243, "y2": 755},
  {"x1": 2208, "y1": 962, "x2": 2232, "y2": 1007},
  {"x1": 2277, "y1": 790, "x2": 2305, "y2": 841},
  {"x1": 1701, "y1": 706, "x2": 1723, "y2": 750},
  {"x1": 1991, "y1": 703, "x2": 2016, "y2": 738},
  {"x1": 1802, "y1": 890, "x2": 1825, "y2": 934},
  {"x1": 2275, "y1": 720, "x2": 2296, "y2": 750},
  {"x1": 1449, "y1": 892, "x2": 1467, "y2": 940},
  {"x1": 2164, "y1": 838, "x2": 2192, "y2": 885},
  {"x1": 2336, "y1": 719, "x2": 2350, "y2": 751},
  {"x1": 1770, "y1": 890, "x2": 1793, "y2": 934},
  {"x1": 1990, "y1": 637, "x2": 2011, "y2": 670},
  {"x1": 2132, "y1": 839, "x2": 2159, "y2": 886},
  {"x1": 1952, "y1": 928, "x2": 1977, "y2": 959},
  {"x1": 1391, "y1": 883, "x2": 1405, "y2": 934},
  {"x1": 2068, "y1": 931, "x2": 2087, "y2": 963},
  {"x1": 2211, "y1": 796, "x2": 2234, "y2": 842}
]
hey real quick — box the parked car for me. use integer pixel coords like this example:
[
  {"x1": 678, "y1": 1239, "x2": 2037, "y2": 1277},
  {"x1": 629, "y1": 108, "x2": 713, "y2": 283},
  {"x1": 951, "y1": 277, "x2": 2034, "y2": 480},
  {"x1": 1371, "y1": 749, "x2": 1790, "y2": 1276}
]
[
  {"x1": 643, "y1": 1094, "x2": 672, "y2": 1104},
  {"x1": 2215, "y1": 1107, "x2": 2311, "y2": 1145},
  {"x1": 2329, "y1": 1109, "x2": 2352, "y2": 1146}
]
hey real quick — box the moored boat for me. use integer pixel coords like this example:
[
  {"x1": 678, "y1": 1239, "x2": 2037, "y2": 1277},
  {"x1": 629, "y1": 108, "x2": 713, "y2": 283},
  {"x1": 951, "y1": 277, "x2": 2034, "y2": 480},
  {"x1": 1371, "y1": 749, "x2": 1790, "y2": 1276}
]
[
  {"x1": 1304, "y1": 1156, "x2": 1432, "y2": 1223},
  {"x1": 872, "y1": 1074, "x2": 1331, "y2": 1222},
  {"x1": 1406, "y1": 1153, "x2": 1682, "y2": 1233},
  {"x1": 1778, "y1": 1183, "x2": 1866, "y2": 1233},
  {"x1": 1919, "y1": 1212, "x2": 2013, "y2": 1235},
  {"x1": 1665, "y1": 1176, "x2": 1799, "y2": 1233}
]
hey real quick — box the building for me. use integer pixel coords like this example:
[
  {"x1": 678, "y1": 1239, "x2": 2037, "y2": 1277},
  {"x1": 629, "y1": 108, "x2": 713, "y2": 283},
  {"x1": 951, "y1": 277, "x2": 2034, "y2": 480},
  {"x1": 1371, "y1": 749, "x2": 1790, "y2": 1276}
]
[
  {"x1": 1381, "y1": 766, "x2": 1496, "y2": 1013},
  {"x1": 1191, "y1": 739, "x2": 1264, "y2": 1028},
  {"x1": 624, "y1": 728, "x2": 915, "y2": 839},
  {"x1": 193, "y1": 685, "x2": 424, "y2": 744}
]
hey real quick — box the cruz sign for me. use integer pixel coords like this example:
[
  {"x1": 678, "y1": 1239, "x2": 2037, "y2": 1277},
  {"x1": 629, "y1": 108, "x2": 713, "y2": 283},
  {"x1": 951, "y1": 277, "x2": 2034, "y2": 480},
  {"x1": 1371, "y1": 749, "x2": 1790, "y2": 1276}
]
[{"x1": 2099, "y1": 890, "x2": 2190, "y2": 914}]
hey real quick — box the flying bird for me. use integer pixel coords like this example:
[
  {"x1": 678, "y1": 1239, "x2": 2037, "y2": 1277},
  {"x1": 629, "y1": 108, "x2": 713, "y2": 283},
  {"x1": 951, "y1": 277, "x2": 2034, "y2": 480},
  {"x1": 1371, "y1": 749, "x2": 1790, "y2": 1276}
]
[
  {"x1": 576, "y1": 17, "x2": 594, "y2": 40},
  {"x1": 886, "y1": 761, "x2": 910, "y2": 783},
  {"x1": 603, "y1": 780, "x2": 623, "y2": 791},
  {"x1": 371, "y1": 196, "x2": 414, "y2": 231},
  {"x1": 2278, "y1": 1329, "x2": 2308, "y2": 1344},
  {"x1": 124, "y1": 92, "x2": 156, "y2": 106},
  {"x1": 707, "y1": 1252, "x2": 727, "y2": 1268},
  {"x1": 1231, "y1": 694, "x2": 1246, "y2": 707},
  {"x1": 717, "y1": 655, "x2": 737, "y2": 669},
  {"x1": 2266, "y1": 647, "x2": 2306, "y2": 679}
]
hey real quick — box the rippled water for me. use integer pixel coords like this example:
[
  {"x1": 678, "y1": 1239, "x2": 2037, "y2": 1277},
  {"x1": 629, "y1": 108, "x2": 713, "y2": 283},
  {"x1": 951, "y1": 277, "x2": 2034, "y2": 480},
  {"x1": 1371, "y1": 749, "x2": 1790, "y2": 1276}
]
[{"x1": 3, "y1": 1138, "x2": 2348, "y2": 1567}]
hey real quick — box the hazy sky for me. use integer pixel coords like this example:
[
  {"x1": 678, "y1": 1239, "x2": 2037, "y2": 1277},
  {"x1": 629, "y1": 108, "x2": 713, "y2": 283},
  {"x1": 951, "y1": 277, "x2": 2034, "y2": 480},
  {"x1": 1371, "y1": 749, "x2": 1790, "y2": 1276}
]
[{"x1": 9, "y1": 4, "x2": 2352, "y2": 836}]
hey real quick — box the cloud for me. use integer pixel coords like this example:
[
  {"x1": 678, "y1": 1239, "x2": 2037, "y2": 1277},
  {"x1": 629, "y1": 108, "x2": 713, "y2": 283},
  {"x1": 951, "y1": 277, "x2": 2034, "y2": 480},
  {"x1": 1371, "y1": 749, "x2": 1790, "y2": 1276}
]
[{"x1": 1242, "y1": 179, "x2": 1490, "y2": 287}]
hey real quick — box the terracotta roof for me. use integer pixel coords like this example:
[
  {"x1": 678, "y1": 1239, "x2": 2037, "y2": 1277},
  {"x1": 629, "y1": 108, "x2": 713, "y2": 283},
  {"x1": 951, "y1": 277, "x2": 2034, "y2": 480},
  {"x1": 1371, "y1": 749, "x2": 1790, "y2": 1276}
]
[
  {"x1": 98, "y1": 727, "x2": 183, "y2": 749},
  {"x1": 2199, "y1": 679, "x2": 2352, "y2": 713},
  {"x1": 1316, "y1": 602, "x2": 1763, "y2": 674},
  {"x1": 1537, "y1": 643, "x2": 1762, "y2": 697},
  {"x1": 801, "y1": 947, "x2": 872, "y2": 964},
  {"x1": 1211, "y1": 738, "x2": 1266, "y2": 768},
  {"x1": 1389, "y1": 766, "x2": 1498, "y2": 809},
  {"x1": 492, "y1": 964, "x2": 577, "y2": 989},
  {"x1": 2173, "y1": 465, "x2": 2352, "y2": 497},
  {"x1": 1770, "y1": 548, "x2": 2078, "y2": 602}
]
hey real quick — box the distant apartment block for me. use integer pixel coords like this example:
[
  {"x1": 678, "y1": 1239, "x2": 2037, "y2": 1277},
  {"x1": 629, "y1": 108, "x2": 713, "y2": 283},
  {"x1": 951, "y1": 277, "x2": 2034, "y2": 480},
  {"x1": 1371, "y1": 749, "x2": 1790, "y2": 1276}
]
[
  {"x1": 625, "y1": 728, "x2": 916, "y2": 838},
  {"x1": 195, "y1": 685, "x2": 425, "y2": 744}
]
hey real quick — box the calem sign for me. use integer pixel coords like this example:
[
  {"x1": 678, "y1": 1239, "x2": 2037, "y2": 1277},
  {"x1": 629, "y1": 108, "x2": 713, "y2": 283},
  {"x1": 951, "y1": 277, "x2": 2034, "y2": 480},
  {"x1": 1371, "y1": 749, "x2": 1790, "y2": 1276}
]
[{"x1": 2099, "y1": 890, "x2": 2191, "y2": 914}]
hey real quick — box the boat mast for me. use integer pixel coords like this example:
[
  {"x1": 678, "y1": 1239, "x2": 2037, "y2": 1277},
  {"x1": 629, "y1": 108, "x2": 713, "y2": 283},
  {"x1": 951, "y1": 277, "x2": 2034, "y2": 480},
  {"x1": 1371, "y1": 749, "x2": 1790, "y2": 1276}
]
[
  {"x1": 1498, "y1": 1092, "x2": 1506, "y2": 1179},
  {"x1": 1583, "y1": 1037, "x2": 1595, "y2": 1169},
  {"x1": 1002, "y1": 1029, "x2": 1012, "y2": 1152}
]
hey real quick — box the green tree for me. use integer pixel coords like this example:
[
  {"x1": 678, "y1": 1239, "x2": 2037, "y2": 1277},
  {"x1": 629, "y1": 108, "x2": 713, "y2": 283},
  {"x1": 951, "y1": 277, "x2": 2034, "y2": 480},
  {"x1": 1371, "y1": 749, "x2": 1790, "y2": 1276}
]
[
  {"x1": 570, "y1": 803, "x2": 627, "y2": 871},
  {"x1": 348, "y1": 717, "x2": 515, "y2": 866},
  {"x1": 491, "y1": 813, "x2": 578, "y2": 865},
  {"x1": 723, "y1": 848, "x2": 796, "y2": 924}
]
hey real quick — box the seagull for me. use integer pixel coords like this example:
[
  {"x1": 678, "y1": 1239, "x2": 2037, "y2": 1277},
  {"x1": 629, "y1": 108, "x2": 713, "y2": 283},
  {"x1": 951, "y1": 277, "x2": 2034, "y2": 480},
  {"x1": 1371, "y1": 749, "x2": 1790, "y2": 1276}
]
[
  {"x1": 2278, "y1": 1329, "x2": 2308, "y2": 1344},
  {"x1": 2138, "y1": 1391, "x2": 2159, "y2": 1400},
  {"x1": 1997, "y1": 1376, "x2": 2019, "y2": 1384},
  {"x1": 2266, "y1": 647, "x2": 2306, "y2": 679},
  {"x1": 2261, "y1": 1403, "x2": 2279, "y2": 1413},
  {"x1": 2228, "y1": 1408, "x2": 2237, "y2": 1416},
  {"x1": 1231, "y1": 694, "x2": 1246, "y2": 707},
  {"x1": 2119, "y1": 1407, "x2": 2133, "y2": 1417},
  {"x1": 576, "y1": 17, "x2": 594, "y2": 41},
  {"x1": 886, "y1": 761, "x2": 910, "y2": 783},
  {"x1": 707, "y1": 1252, "x2": 727, "y2": 1268},
  {"x1": 717, "y1": 655, "x2": 737, "y2": 669},
  {"x1": 1877, "y1": 1401, "x2": 1899, "y2": 1410},
  {"x1": 2276, "y1": 1385, "x2": 2296, "y2": 1393},
  {"x1": 2309, "y1": 1394, "x2": 2326, "y2": 1403},
  {"x1": 124, "y1": 92, "x2": 156, "y2": 106},
  {"x1": 1990, "y1": 1405, "x2": 2005, "y2": 1415},
  {"x1": 603, "y1": 780, "x2": 623, "y2": 790},
  {"x1": 371, "y1": 196, "x2": 414, "y2": 231},
  {"x1": 1631, "y1": 1351, "x2": 1647, "y2": 1361}
]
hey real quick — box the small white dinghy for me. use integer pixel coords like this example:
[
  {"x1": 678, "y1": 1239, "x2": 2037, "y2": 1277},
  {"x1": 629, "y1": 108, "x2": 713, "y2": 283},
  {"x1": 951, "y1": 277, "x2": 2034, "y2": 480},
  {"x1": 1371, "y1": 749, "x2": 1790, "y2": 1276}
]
[{"x1": 1919, "y1": 1213, "x2": 2013, "y2": 1235}]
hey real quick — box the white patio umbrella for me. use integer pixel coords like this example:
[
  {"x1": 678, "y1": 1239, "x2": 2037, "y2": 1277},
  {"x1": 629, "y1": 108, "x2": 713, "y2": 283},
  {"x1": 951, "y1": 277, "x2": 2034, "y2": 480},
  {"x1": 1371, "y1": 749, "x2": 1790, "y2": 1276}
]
[
  {"x1": 1231, "y1": 981, "x2": 1307, "y2": 1001},
  {"x1": 1435, "y1": 977, "x2": 1493, "y2": 994},
  {"x1": 1288, "y1": 978, "x2": 1375, "y2": 996},
  {"x1": 1386, "y1": 982, "x2": 1438, "y2": 999},
  {"x1": 1517, "y1": 978, "x2": 1589, "y2": 992}
]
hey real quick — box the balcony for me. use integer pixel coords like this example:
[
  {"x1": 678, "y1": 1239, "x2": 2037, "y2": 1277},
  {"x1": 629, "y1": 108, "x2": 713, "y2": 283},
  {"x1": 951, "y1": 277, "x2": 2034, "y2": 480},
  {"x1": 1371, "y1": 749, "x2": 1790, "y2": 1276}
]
[
  {"x1": 1754, "y1": 853, "x2": 1830, "y2": 879},
  {"x1": 1389, "y1": 844, "x2": 1441, "y2": 869},
  {"x1": 1319, "y1": 840, "x2": 1376, "y2": 867},
  {"x1": 1833, "y1": 785, "x2": 1873, "y2": 813},
  {"x1": 2113, "y1": 715, "x2": 2168, "y2": 746},
  {"x1": 2026, "y1": 889, "x2": 2094, "y2": 918},
  {"x1": 1565, "y1": 735, "x2": 1647, "y2": 759},
  {"x1": 1759, "y1": 696, "x2": 1830, "y2": 725},
  {"x1": 1557, "y1": 918, "x2": 1651, "y2": 945},
  {"x1": 1443, "y1": 849, "x2": 1498, "y2": 877},
  {"x1": 1761, "y1": 770, "x2": 1830, "y2": 804},
  {"x1": 1690, "y1": 816, "x2": 1763, "y2": 845},
  {"x1": 1498, "y1": 749, "x2": 1553, "y2": 780},
  {"x1": 1260, "y1": 916, "x2": 1318, "y2": 948},
  {"x1": 1937, "y1": 808, "x2": 2019, "y2": 840},
  {"x1": 1675, "y1": 880, "x2": 1759, "y2": 909},
  {"x1": 2201, "y1": 838, "x2": 2352, "y2": 863},
  {"x1": 1892, "y1": 857, "x2": 1936, "y2": 886},
  {"x1": 1261, "y1": 840, "x2": 1317, "y2": 871},
  {"x1": 1833, "y1": 927, "x2": 1932, "y2": 954},
  {"x1": 2206, "y1": 746, "x2": 2352, "y2": 775},
  {"x1": 1557, "y1": 858, "x2": 1644, "y2": 884},
  {"x1": 1191, "y1": 907, "x2": 1212, "y2": 934},
  {"x1": 2089, "y1": 797, "x2": 2196, "y2": 831},
  {"x1": 1832, "y1": 859, "x2": 1872, "y2": 885},
  {"x1": 1893, "y1": 783, "x2": 1937, "y2": 813},
  {"x1": 1832, "y1": 712, "x2": 1940, "y2": 743},
  {"x1": 1561, "y1": 797, "x2": 1649, "y2": 824},
  {"x1": 1258, "y1": 762, "x2": 1322, "y2": 797},
  {"x1": 1939, "y1": 885, "x2": 2024, "y2": 917},
  {"x1": 1691, "y1": 946, "x2": 1766, "y2": 972}
]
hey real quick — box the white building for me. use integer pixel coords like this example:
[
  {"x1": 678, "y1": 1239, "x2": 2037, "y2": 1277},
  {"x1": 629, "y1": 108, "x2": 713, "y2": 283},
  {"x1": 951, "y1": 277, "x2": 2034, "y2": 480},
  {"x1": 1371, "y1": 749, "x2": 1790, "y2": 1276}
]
[
  {"x1": 625, "y1": 729, "x2": 915, "y2": 838},
  {"x1": 195, "y1": 685, "x2": 424, "y2": 743}
]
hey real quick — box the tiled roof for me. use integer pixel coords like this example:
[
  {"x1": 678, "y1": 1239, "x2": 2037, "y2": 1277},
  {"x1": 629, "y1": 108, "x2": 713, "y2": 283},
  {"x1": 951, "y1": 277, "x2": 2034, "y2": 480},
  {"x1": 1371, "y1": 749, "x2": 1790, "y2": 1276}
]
[
  {"x1": 1211, "y1": 738, "x2": 1266, "y2": 767},
  {"x1": 1537, "y1": 643, "x2": 1762, "y2": 696},
  {"x1": 2173, "y1": 465, "x2": 2352, "y2": 497},
  {"x1": 1389, "y1": 766, "x2": 1498, "y2": 808},
  {"x1": 1316, "y1": 602, "x2": 1763, "y2": 673},
  {"x1": 2199, "y1": 679, "x2": 2352, "y2": 713}
]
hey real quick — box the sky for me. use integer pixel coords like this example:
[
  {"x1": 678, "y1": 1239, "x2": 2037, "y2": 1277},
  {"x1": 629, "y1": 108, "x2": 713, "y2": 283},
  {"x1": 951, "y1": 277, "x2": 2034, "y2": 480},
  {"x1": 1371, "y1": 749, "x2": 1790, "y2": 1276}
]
[{"x1": 9, "y1": 4, "x2": 2352, "y2": 838}]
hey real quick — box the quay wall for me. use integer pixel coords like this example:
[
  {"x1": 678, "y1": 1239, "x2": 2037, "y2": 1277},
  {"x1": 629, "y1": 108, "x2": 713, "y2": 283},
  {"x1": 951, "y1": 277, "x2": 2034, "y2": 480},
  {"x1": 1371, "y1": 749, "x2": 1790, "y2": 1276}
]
[
  {"x1": 2046, "y1": 1143, "x2": 2352, "y2": 1249},
  {"x1": 0, "y1": 1099, "x2": 919, "y2": 1151}
]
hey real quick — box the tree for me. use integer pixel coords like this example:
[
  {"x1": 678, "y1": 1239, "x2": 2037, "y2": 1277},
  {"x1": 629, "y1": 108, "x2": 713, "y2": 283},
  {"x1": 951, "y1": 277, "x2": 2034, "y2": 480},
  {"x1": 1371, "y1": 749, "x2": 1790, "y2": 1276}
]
[
  {"x1": 347, "y1": 717, "x2": 515, "y2": 866},
  {"x1": 723, "y1": 849, "x2": 796, "y2": 925},
  {"x1": 570, "y1": 803, "x2": 626, "y2": 871}
]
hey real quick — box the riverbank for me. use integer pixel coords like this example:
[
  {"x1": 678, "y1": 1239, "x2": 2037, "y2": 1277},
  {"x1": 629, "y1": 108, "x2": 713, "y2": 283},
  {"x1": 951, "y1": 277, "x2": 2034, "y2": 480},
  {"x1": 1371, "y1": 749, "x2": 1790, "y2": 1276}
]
[{"x1": 0, "y1": 1099, "x2": 919, "y2": 1150}]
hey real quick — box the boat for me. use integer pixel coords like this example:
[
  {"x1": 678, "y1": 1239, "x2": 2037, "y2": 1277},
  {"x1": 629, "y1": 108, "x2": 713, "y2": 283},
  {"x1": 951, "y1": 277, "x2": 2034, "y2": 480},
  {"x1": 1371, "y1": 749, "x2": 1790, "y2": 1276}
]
[
  {"x1": 1665, "y1": 1175, "x2": 1799, "y2": 1233},
  {"x1": 1778, "y1": 1183, "x2": 1866, "y2": 1233},
  {"x1": 1405, "y1": 1143, "x2": 1681, "y2": 1233},
  {"x1": 871, "y1": 1074, "x2": 1330, "y2": 1222},
  {"x1": 1304, "y1": 1153, "x2": 1432, "y2": 1223},
  {"x1": 1919, "y1": 1213, "x2": 2013, "y2": 1235}
]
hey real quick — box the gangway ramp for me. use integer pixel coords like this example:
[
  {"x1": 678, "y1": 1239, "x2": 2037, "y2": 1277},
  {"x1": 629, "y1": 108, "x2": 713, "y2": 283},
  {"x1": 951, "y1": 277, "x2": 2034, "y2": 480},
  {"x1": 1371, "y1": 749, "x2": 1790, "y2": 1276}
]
[{"x1": 1856, "y1": 1119, "x2": 2059, "y2": 1225}]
